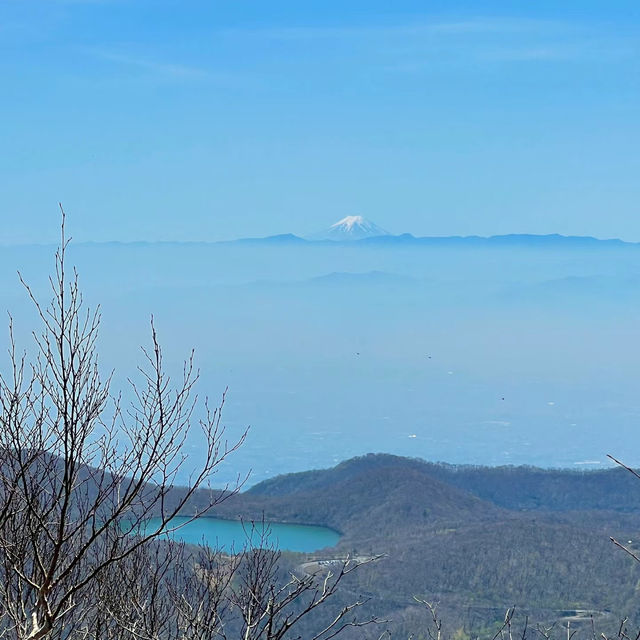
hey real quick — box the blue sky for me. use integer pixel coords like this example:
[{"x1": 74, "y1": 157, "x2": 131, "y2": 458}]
[{"x1": 1, "y1": 0, "x2": 639, "y2": 243}]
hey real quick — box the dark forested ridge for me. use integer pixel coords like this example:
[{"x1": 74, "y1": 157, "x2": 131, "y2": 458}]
[
  {"x1": 209, "y1": 453, "x2": 640, "y2": 528},
  {"x1": 184, "y1": 454, "x2": 640, "y2": 635},
  {"x1": 246, "y1": 453, "x2": 640, "y2": 509}
]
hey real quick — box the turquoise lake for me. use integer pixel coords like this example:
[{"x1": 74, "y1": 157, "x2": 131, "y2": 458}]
[{"x1": 141, "y1": 516, "x2": 341, "y2": 553}]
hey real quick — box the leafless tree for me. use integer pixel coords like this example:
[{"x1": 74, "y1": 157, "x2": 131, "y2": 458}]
[
  {"x1": 0, "y1": 210, "x2": 377, "y2": 640},
  {"x1": 0, "y1": 213, "x2": 247, "y2": 638},
  {"x1": 224, "y1": 522, "x2": 381, "y2": 640}
]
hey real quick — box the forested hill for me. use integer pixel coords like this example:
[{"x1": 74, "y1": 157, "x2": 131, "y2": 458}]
[
  {"x1": 194, "y1": 454, "x2": 640, "y2": 634},
  {"x1": 246, "y1": 453, "x2": 640, "y2": 513},
  {"x1": 210, "y1": 454, "x2": 504, "y2": 539},
  {"x1": 206, "y1": 453, "x2": 640, "y2": 543},
  {"x1": 415, "y1": 459, "x2": 640, "y2": 511}
]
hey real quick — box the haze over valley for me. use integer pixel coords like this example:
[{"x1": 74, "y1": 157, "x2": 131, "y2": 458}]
[{"x1": 4, "y1": 217, "x2": 640, "y2": 485}]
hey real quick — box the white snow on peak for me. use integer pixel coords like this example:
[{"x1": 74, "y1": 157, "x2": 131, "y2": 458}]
[
  {"x1": 330, "y1": 215, "x2": 369, "y2": 231},
  {"x1": 310, "y1": 216, "x2": 390, "y2": 241}
]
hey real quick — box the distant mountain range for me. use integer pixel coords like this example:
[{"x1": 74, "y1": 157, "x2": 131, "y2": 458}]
[
  {"x1": 235, "y1": 231, "x2": 634, "y2": 248},
  {"x1": 265, "y1": 216, "x2": 635, "y2": 247},
  {"x1": 7, "y1": 228, "x2": 635, "y2": 250},
  {"x1": 2, "y1": 215, "x2": 636, "y2": 249}
]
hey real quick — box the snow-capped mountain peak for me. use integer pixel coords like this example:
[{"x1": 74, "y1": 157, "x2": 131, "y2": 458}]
[{"x1": 310, "y1": 216, "x2": 390, "y2": 241}]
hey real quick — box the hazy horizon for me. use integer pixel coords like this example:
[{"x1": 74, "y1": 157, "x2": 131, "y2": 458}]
[
  {"x1": 3, "y1": 217, "x2": 640, "y2": 247},
  {"x1": 2, "y1": 1, "x2": 639, "y2": 488},
  {"x1": 2, "y1": 1, "x2": 639, "y2": 244},
  {"x1": 3, "y1": 236, "x2": 640, "y2": 487}
]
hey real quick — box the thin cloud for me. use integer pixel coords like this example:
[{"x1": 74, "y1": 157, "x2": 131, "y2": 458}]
[
  {"x1": 425, "y1": 17, "x2": 579, "y2": 36},
  {"x1": 221, "y1": 17, "x2": 581, "y2": 41},
  {"x1": 47, "y1": 0, "x2": 128, "y2": 4},
  {"x1": 87, "y1": 48, "x2": 208, "y2": 80},
  {"x1": 478, "y1": 41, "x2": 637, "y2": 64},
  {"x1": 78, "y1": 47, "x2": 259, "y2": 90},
  {"x1": 221, "y1": 17, "x2": 637, "y2": 68}
]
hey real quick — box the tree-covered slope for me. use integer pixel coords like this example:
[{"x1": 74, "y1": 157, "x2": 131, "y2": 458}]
[{"x1": 197, "y1": 453, "x2": 640, "y2": 633}]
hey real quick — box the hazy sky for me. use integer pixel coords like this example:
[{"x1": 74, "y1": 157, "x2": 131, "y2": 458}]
[{"x1": 1, "y1": 1, "x2": 639, "y2": 243}]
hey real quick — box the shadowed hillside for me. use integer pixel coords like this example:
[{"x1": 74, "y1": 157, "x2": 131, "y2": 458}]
[
  {"x1": 184, "y1": 454, "x2": 640, "y2": 634},
  {"x1": 204, "y1": 455, "x2": 502, "y2": 538}
]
